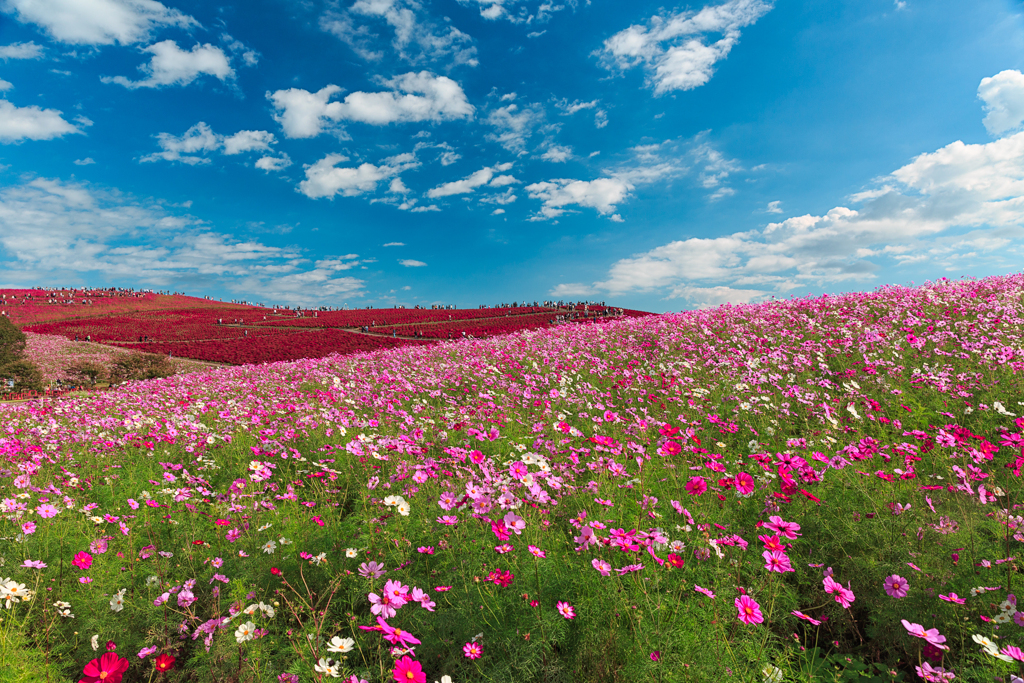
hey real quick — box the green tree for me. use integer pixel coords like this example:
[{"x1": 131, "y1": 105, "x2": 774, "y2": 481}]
[
  {"x1": 0, "y1": 315, "x2": 27, "y2": 367},
  {"x1": 67, "y1": 360, "x2": 109, "y2": 386},
  {"x1": 109, "y1": 352, "x2": 175, "y2": 383},
  {"x1": 0, "y1": 359, "x2": 44, "y2": 393}
]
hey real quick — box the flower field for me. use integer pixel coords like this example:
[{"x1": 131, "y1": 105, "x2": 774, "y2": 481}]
[
  {"x1": 1, "y1": 274, "x2": 1023, "y2": 683},
  {"x1": 17, "y1": 300, "x2": 648, "y2": 366}
]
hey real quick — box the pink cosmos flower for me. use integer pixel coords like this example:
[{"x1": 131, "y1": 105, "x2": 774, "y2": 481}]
[
  {"x1": 556, "y1": 601, "x2": 575, "y2": 619},
  {"x1": 21, "y1": 521, "x2": 36, "y2": 535},
  {"x1": 901, "y1": 620, "x2": 948, "y2": 650},
  {"x1": 503, "y1": 512, "x2": 526, "y2": 535},
  {"x1": 914, "y1": 662, "x2": 956, "y2": 682},
  {"x1": 463, "y1": 642, "x2": 482, "y2": 659},
  {"x1": 735, "y1": 595, "x2": 763, "y2": 625},
  {"x1": 883, "y1": 575, "x2": 909, "y2": 598},
  {"x1": 528, "y1": 545, "x2": 546, "y2": 558},
  {"x1": 695, "y1": 585, "x2": 715, "y2": 599},
  {"x1": 762, "y1": 550, "x2": 794, "y2": 573},
  {"x1": 764, "y1": 515, "x2": 801, "y2": 539},
  {"x1": 791, "y1": 610, "x2": 821, "y2": 625},
  {"x1": 591, "y1": 559, "x2": 611, "y2": 576},
  {"x1": 36, "y1": 504, "x2": 59, "y2": 518},
  {"x1": 684, "y1": 476, "x2": 707, "y2": 496},
  {"x1": 999, "y1": 645, "x2": 1024, "y2": 662},
  {"x1": 437, "y1": 515, "x2": 458, "y2": 525},
  {"x1": 939, "y1": 593, "x2": 965, "y2": 604},
  {"x1": 368, "y1": 591, "x2": 398, "y2": 619},
  {"x1": 377, "y1": 617, "x2": 421, "y2": 647},
  {"x1": 21, "y1": 559, "x2": 46, "y2": 569},
  {"x1": 73, "y1": 551, "x2": 93, "y2": 570}
]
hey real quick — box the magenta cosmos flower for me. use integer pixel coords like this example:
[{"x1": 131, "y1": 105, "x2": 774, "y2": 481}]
[
  {"x1": 735, "y1": 595, "x2": 764, "y2": 625},
  {"x1": 72, "y1": 552, "x2": 93, "y2": 570},
  {"x1": 391, "y1": 656, "x2": 425, "y2": 683},
  {"x1": 80, "y1": 652, "x2": 129, "y2": 683},
  {"x1": 695, "y1": 585, "x2": 715, "y2": 599},
  {"x1": 883, "y1": 575, "x2": 909, "y2": 598},
  {"x1": 764, "y1": 515, "x2": 801, "y2": 539},
  {"x1": 684, "y1": 476, "x2": 707, "y2": 496},
  {"x1": 463, "y1": 642, "x2": 482, "y2": 659},
  {"x1": 556, "y1": 601, "x2": 575, "y2": 619}
]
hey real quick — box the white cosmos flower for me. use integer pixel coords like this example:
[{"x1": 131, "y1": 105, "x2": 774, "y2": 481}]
[
  {"x1": 262, "y1": 540, "x2": 277, "y2": 554},
  {"x1": 109, "y1": 589, "x2": 126, "y2": 613},
  {"x1": 234, "y1": 621, "x2": 256, "y2": 643},
  {"x1": 327, "y1": 636, "x2": 355, "y2": 653},
  {"x1": 90, "y1": 634, "x2": 99, "y2": 651},
  {"x1": 314, "y1": 658, "x2": 340, "y2": 677},
  {"x1": 396, "y1": 502, "x2": 411, "y2": 516},
  {"x1": 345, "y1": 548, "x2": 358, "y2": 558}
]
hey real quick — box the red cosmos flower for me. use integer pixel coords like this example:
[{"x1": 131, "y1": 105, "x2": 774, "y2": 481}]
[
  {"x1": 270, "y1": 567, "x2": 282, "y2": 576},
  {"x1": 154, "y1": 653, "x2": 176, "y2": 672},
  {"x1": 79, "y1": 652, "x2": 129, "y2": 683},
  {"x1": 191, "y1": 540, "x2": 205, "y2": 546},
  {"x1": 215, "y1": 519, "x2": 231, "y2": 526},
  {"x1": 666, "y1": 553, "x2": 684, "y2": 568}
]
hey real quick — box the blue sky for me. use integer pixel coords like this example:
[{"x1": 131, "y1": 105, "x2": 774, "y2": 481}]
[{"x1": 1, "y1": 0, "x2": 1023, "y2": 311}]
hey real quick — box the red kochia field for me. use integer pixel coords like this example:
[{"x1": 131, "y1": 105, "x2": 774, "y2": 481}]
[{"x1": 6, "y1": 290, "x2": 650, "y2": 365}]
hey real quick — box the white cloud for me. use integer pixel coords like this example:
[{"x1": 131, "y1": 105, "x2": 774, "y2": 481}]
[
  {"x1": 0, "y1": 41, "x2": 43, "y2": 60},
  {"x1": 978, "y1": 69, "x2": 1024, "y2": 137},
  {"x1": 255, "y1": 154, "x2": 292, "y2": 172},
  {"x1": 74, "y1": 157, "x2": 96, "y2": 165},
  {"x1": 526, "y1": 177, "x2": 633, "y2": 219},
  {"x1": 549, "y1": 282, "x2": 597, "y2": 297},
  {"x1": 104, "y1": 41, "x2": 233, "y2": 89},
  {"x1": 554, "y1": 98, "x2": 598, "y2": 115},
  {"x1": 598, "y1": 0, "x2": 773, "y2": 95},
  {"x1": 399, "y1": 258, "x2": 427, "y2": 266},
  {"x1": 0, "y1": 79, "x2": 11, "y2": 91},
  {"x1": 383, "y1": 241, "x2": 405, "y2": 246},
  {"x1": 591, "y1": 128, "x2": 1024, "y2": 299},
  {"x1": 766, "y1": 200, "x2": 782, "y2": 213},
  {"x1": 540, "y1": 145, "x2": 572, "y2": 162},
  {"x1": 486, "y1": 102, "x2": 544, "y2": 153},
  {"x1": 140, "y1": 122, "x2": 277, "y2": 164},
  {"x1": 298, "y1": 152, "x2": 419, "y2": 199},
  {"x1": 594, "y1": 110, "x2": 608, "y2": 128},
  {"x1": 491, "y1": 208, "x2": 504, "y2": 215},
  {"x1": 322, "y1": 0, "x2": 478, "y2": 67},
  {"x1": 3, "y1": 0, "x2": 197, "y2": 45},
  {"x1": 269, "y1": 72, "x2": 473, "y2": 139},
  {"x1": 388, "y1": 178, "x2": 410, "y2": 194},
  {"x1": 0, "y1": 99, "x2": 82, "y2": 142},
  {"x1": 426, "y1": 162, "x2": 513, "y2": 198},
  {"x1": 0, "y1": 176, "x2": 365, "y2": 306},
  {"x1": 455, "y1": 0, "x2": 570, "y2": 24},
  {"x1": 479, "y1": 188, "x2": 517, "y2": 205}
]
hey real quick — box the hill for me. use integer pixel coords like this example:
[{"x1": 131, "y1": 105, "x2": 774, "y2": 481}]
[
  {"x1": 3, "y1": 275, "x2": 1021, "y2": 682},
  {"x1": 3, "y1": 287, "x2": 651, "y2": 365}
]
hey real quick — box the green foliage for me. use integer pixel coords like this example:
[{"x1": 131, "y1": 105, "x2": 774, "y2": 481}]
[
  {"x1": 0, "y1": 314, "x2": 27, "y2": 367},
  {"x1": 0, "y1": 358, "x2": 44, "y2": 392},
  {"x1": 108, "y1": 351, "x2": 176, "y2": 383}
]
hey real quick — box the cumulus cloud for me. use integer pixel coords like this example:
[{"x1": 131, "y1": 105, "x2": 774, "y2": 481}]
[
  {"x1": 425, "y1": 162, "x2": 514, "y2": 198},
  {"x1": 0, "y1": 41, "x2": 43, "y2": 60},
  {"x1": 486, "y1": 101, "x2": 544, "y2": 153},
  {"x1": 321, "y1": 0, "x2": 478, "y2": 67},
  {"x1": 455, "y1": 0, "x2": 570, "y2": 24},
  {"x1": 399, "y1": 259, "x2": 427, "y2": 266},
  {"x1": 978, "y1": 69, "x2": 1024, "y2": 137},
  {"x1": 103, "y1": 41, "x2": 234, "y2": 89},
  {"x1": 597, "y1": 0, "x2": 773, "y2": 95},
  {"x1": 585, "y1": 127, "x2": 1024, "y2": 304},
  {"x1": 298, "y1": 152, "x2": 419, "y2": 199},
  {"x1": 549, "y1": 282, "x2": 597, "y2": 297},
  {"x1": 269, "y1": 72, "x2": 473, "y2": 139},
  {"x1": 0, "y1": 79, "x2": 11, "y2": 91},
  {"x1": 140, "y1": 122, "x2": 277, "y2": 164},
  {"x1": 383, "y1": 241, "x2": 405, "y2": 246},
  {"x1": 766, "y1": 200, "x2": 782, "y2": 213},
  {"x1": 554, "y1": 98, "x2": 598, "y2": 115},
  {"x1": 0, "y1": 176, "x2": 365, "y2": 306},
  {"x1": 540, "y1": 145, "x2": 572, "y2": 162},
  {"x1": 255, "y1": 154, "x2": 292, "y2": 172},
  {"x1": 3, "y1": 0, "x2": 197, "y2": 45},
  {"x1": 0, "y1": 99, "x2": 83, "y2": 142}
]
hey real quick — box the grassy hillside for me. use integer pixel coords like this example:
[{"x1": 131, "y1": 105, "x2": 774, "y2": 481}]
[{"x1": 1, "y1": 274, "x2": 1022, "y2": 682}]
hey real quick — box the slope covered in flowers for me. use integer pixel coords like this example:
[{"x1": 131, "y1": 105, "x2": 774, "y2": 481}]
[{"x1": 1, "y1": 275, "x2": 1023, "y2": 683}]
